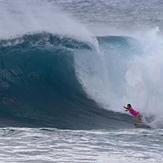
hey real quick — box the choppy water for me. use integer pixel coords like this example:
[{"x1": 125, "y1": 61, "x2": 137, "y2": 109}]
[{"x1": 0, "y1": 128, "x2": 162, "y2": 163}]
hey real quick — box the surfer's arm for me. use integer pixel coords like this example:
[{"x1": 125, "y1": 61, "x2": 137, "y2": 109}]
[{"x1": 123, "y1": 106, "x2": 128, "y2": 111}]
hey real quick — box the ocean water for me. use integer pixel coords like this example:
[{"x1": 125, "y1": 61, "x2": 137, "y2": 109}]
[
  {"x1": 0, "y1": 128, "x2": 162, "y2": 163},
  {"x1": 0, "y1": 0, "x2": 163, "y2": 162}
]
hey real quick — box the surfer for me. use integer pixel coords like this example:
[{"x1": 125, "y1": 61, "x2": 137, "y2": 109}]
[{"x1": 124, "y1": 104, "x2": 142, "y2": 124}]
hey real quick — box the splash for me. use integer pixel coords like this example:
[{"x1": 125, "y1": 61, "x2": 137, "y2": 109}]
[
  {"x1": 124, "y1": 27, "x2": 163, "y2": 127},
  {"x1": 0, "y1": 0, "x2": 98, "y2": 48},
  {"x1": 75, "y1": 28, "x2": 163, "y2": 128}
]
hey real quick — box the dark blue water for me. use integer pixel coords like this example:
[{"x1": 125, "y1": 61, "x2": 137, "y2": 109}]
[{"x1": 0, "y1": 33, "x2": 136, "y2": 129}]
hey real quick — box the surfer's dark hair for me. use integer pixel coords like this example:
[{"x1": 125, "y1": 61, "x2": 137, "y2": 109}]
[{"x1": 127, "y1": 104, "x2": 131, "y2": 107}]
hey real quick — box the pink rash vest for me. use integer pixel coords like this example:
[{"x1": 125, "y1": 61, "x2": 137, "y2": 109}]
[{"x1": 128, "y1": 108, "x2": 140, "y2": 117}]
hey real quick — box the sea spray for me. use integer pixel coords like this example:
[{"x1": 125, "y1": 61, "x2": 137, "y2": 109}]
[
  {"x1": 75, "y1": 30, "x2": 163, "y2": 128},
  {"x1": 124, "y1": 28, "x2": 163, "y2": 127},
  {"x1": 0, "y1": 0, "x2": 97, "y2": 47}
]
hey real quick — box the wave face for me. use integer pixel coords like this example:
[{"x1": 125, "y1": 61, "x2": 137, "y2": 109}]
[{"x1": 0, "y1": 33, "x2": 134, "y2": 129}]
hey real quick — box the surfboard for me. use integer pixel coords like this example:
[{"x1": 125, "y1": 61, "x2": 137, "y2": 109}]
[{"x1": 134, "y1": 123, "x2": 151, "y2": 129}]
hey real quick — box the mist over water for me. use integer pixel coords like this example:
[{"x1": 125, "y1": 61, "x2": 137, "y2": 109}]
[{"x1": 0, "y1": 0, "x2": 97, "y2": 46}]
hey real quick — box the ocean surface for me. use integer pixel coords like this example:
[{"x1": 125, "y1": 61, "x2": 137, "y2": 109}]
[{"x1": 0, "y1": 0, "x2": 163, "y2": 162}]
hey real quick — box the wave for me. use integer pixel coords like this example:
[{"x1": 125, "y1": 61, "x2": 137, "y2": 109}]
[
  {"x1": 0, "y1": 33, "x2": 135, "y2": 129},
  {"x1": 1, "y1": 0, "x2": 163, "y2": 129}
]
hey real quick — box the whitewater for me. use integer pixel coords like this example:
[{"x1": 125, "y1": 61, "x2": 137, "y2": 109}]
[{"x1": 0, "y1": 0, "x2": 163, "y2": 162}]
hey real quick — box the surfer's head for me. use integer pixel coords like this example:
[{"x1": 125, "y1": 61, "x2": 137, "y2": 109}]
[{"x1": 127, "y1": 104, "x2": 131, "y2": 108}]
